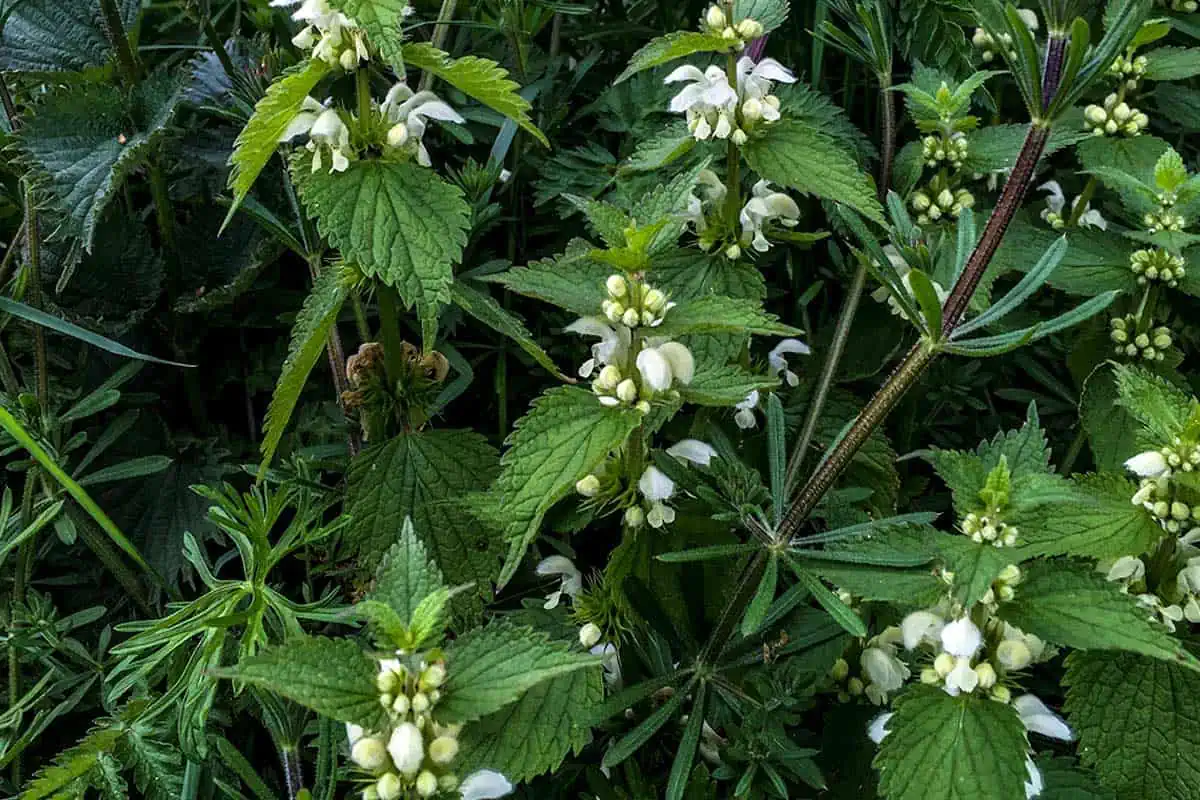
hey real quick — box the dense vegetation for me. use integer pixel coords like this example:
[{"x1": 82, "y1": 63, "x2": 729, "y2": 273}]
[{"x1": 2, "y1": 0, "x2": 1200, "y2": 798}]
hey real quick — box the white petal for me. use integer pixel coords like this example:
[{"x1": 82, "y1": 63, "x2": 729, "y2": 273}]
[
  {"x1": 753, "y1": 58, "x2": 797, "y2": 84},
  {"x1": 664, "y1": 64, "x2": 706, "y2": 84},
  {"x1": 1081, "y1": 209, "x2": 1108, "y2": 230},
  {"x1": 566, "y1": 316, "x2": 616, "y2": 340},
  {"x1": 944, "y1": 657, "x2": 978, "y2": 695},
  {"x1": 638, "y1": 465, "x2": 675, "y2": 502},
  {"x1": 1013, "y1": 694, "x2": 1073, "y2": 741},
  {"x1": 309, "y1": 108, "x2": 345, "y2": 142},
  {"x1": 900, "y1": 611, "x2": 945, "y2": 650},
  {"x1": 736, "y1": 389, "x2": 760, "y2": 411},
  {"x1": 1024, "y1": 757, "x2": 1044, "y2": 799},
  {"x1": 459, "y1": 770, "x2": 515, "y2": 800},
  {"x1": 667, "y1": 439, "x2": 717, "y2": 466},
  {"x1": 345, "y1": 722, "x2": 364, "y2": 746},
  {"x1": 637, "y1": 347, "x2": 674, "y2": 391},
  {"x1": 860, "y1": 647, "x2": 909, "y2": 691},
  {"x1": 657, "y1": 342, "x2": 695, "y2": 385},
  {"x1": 1038, "y1": 181, "x2": 1066, "y2": 214},
  {"x1": 1125, "y1": 450, "x2": 1169, "y2": 478},
  {"x1": 940, "y1": 617, "x2": 983, "y2": 657},
  {"x1": 411, "y1": 98, "x2": 465, "y2": 124},
  {"x1": 591, "y1": 643, "x2": 621, "y2": 686},
  {"x1": 867, "y1": 712, "x2": 893, "y2": 744},
  {"x1": 279, "y1": 111, "x2": 319, "y2": 142},
  {"x1": 536, "y1": 555, "x2": 579, "y2": 580}
]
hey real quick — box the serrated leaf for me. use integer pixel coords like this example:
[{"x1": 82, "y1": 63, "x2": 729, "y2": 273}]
[
  {"x1": 679, "y1": 365, "x2": 778, "y2": 406},
  {"x1": 0, "y1": 0, "x2": 139, "y2": 74},
  {"x1": 117, "y1": 722, "x2": 184, "y2": 800},
  {"x1": 370, "y1": 517, "x2": 446, "y2": 625},
  {"x1": 998, "y1": 559, "x2": 1200, "y2": 669},
  {"x1": 226, "y1": 59, "x2": 331, "y2": 221},
  {"x1": 456, "y1": 665, "x2": 604, "y2": 782},
  {"x1": 651, "y1": 248, "x2": 766, "y2": 300},
  {"x1": 15, "y1": 69, "x2": 183, "y2": 251},
  {"x1": 623, "y1": 124, "x2": 695, "y2": 173},
  {"x1": 258, "y1": 266, "x2": 350, "y2": 478},
  {"x1": 450, "y1": 281, "x2": 567, "y2": 381},
  {"x1": 402, "y1": 42, "x2": 547, "y2": 147},
  {"x1": 937, "y1": 536, "x2": 1017, "y2": 607},
  {"x1": 1153, "y1": 147, "x2": 1188, "y2": 193},
  {"x1": 491, "y1": 387, "x2": 640, "y2": 586},
  {"x1": 22, "y1": 725, "x2": 124, "y2": 800},
  {"x1": 652, "y1": 295, "x2": 802, "y2": 338},
  {"x1": 802, "y1": 562, "x2": 946, "y2": 606},
  {"x1": 875, "y1": 686, "x2": 1029, "y2": 800},
  {"x1": 1080, "y1": 365, "x2": 1141, "y2": 473},
  {"x1": 733, "y1": 0, "x2": 790, "y2": 33},
  {"x1": 486, "y1": 239, "x2": 610, "y2": 316},
  {"x1": 294, "y1": 159, "x2": 469, "y2": 346},
  {"x1": 329, "y1": 0, "x2": 408, "y2": 71},
  {"x1": 742, "y1": 119, "x2": 884, "y2": 225},
  {"x1": 1143, "y1": 46, "x2": 1200, "y2": 80},
  {"x1": 1014, "y1": 474, "x2": 1166, "y2": 560},
  {"x1": 1112, "y1": 363, "x2": 1195, "y2": 445},
  {"x1": 213, "y1": 637, "x2": 389, "y2": 729},
  {"x1": 1064, "y1": 651, "x2": 1200, "y2": 799},
  {"x1": 615, "y1": 32, "x2": 735, "y2": 83},
  {"x1": 344, "y1": 430, "x2": 500, "y2": 612},
  {"x1": 563, "y1": 194, "x2": 632, "y2": 247},
  {"x1": 1036, "y1": 755, "x2": 1116, "y2": 800},
  {"x1": 990, "y1": 215, "x2": 1134, "y2": 298},
  {"x1": 439, "y1": 622, "x2": 599, "y2": 723}
]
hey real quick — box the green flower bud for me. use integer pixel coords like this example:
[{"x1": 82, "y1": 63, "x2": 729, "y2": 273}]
[
  {"x1": 376, "y1": 774, "x2": 402, "y2": 800},
  {"x1": 416, "y1": 771, "x2": 439, "y2": 797},
  {"x1": 576, "y1": 474, "x2": 601, "y2": 497},
  {"x1": 430, "y1": 736, "x2": 460, "y2": 764}
]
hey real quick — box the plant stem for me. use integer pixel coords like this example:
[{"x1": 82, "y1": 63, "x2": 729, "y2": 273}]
[
  {"x1": 8, "y1": 468, "x2": 36, "y2": 787},
  {"x1": 419, "y1": 0, "x2": 459, "y2": 91},
  {"x1": 97, "y1": 0, "x2": 141, "y2": 85},
  {"x1": 376, "y1": 284, "x2": 407, "y2": 387},
  {"x1": 1065, "y1": 176, "x2": 1098, "y2": 228},
  {"x1": 0, "y1": 75, "x2": 18, "y2": 129},
  {"x1": 68, "y1": 506, "x2": 154, "y2": 616},
  {"x1": 355, "y1": 66, "x2": 372, "y2": 123},
  {"x1": 23, "y1": 184, "x2": 48, "y2": 411},
  {"x1": 200, "y1": 12, "x2": 238, "y2": 83},
  {"x1": 149, "y1": 162, "x2": 178, "y2": 267},
  {"x1": 697, "y1": 551, "x2": 766, "y2": 666}
]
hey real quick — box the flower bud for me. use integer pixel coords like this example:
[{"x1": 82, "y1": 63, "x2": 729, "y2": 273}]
[
  {"x1": 830, "y1": 658, "x2": 849, "y2": 681},
  {"x1": 340, "y1": 48, "x2": 358, "y2": 70},
  {"x1": 635, "y1": 400, "x2": 652, "y2": 414},
  {"x1": 920, "y1": 668, "x2": 940, "y2": 684},
  {"x1": 846, "y1": 677, "x2": 864, "y2": 696},
  {"x1": 411, "y1": 691, "x2": 430, "y2": 714},
  {"x1": 911, "y1": 192, "x2": 931, "y2": 211},
  {"x1": 722, "y1": 26, "x2": 738, "y2": 40},
  {"x1": 430, "y1": 735, "x2": 460, "y2": 764},
  {"x1": 934, "y1": 652, "x2": 955, "y2": 677},
  {"x1": 388, "y1": 722, "x2": 424, "y2": 776},
  {"x1": 1085, "y1": 105, "x2": 1107, "y2": 125},
  {"x1": 579, "y1": 622, "x2": 603, "y2": 648},
  {"x1": 596, "y1": 365, "x2": 621, "y2": 392},
  {"x1": 997, "y1": 639, "x2": 1032, "y2": 670},
  {"x1": 998, "y1": 564, "x2": 1021, "y2": 584},
  {"x1": 705, "y1": 4, "x2": 726, "y2": 30},
  {"x1": 576, "y1": 474, "x2": 601, "y2": 497},
  {"x1": 421, "y1": 663, "x2": 446, "y2": 690},
  {"x1": 1155, "y1": 333, "x2": 1172, "y2": 349},
  {"x1": 616, "y1": 379, "x2": 638, "y2": 404},
  {"x1": 725, "y1": 243, "x2": 741, "y2": 259},
  {"x1": 1173, "y1": 501, "x2": 1192, "y2": 521},
  {"x1": 991, "y1": 685, "x2": 1012, "y2": 703},
  {"x1": 603, "y1": 301, "x2": 624, "y2": 324},
  {"x1": 391, "y1": 693, "x2": 410, "y2": 715},
  {"x1": 353, "y1": 737, "x2": 390, "y2": 771},
  {"x1": 416, "y1": 771, "x2": 439, "y2": 797},
  {"x1": 1113, "y1": 102, "x2": 1132, "y2": 123},
  {"x1": 974, "y1": 662, "x2": 997, "y2": 689},
  {"x1": 735, "y1": 18, "x2": 763, "y2": 38},
  {"x1": 606, "y1": 274, "x2": 628, "y2": 297},
  {"x1": 622, "y1": 308, "x2": 641, "y2": 328},
  {"x1": 643, "y1": 288, "x2": 667, "y2": 312},
  {"x1": 731, "y1": 128, "x2": 748, "y2": 145},
  {"x1": 624, "y1": 506, "x2": 645, "y2": 527},
  {"x1": 377, "y1": 670, "x2": 398, "y2": 694},
  {"x1": 386, "y1": 123, "x2": 409, "y2": 148},
  {"x1": 293, "y1": 26, "x2": 317, "y2": 49},
  {"x1": 376, "y1": 773, "x2": 402, "y2": 800},
  {"x1": 937, "y1": 189, "x2": 954, "y2": 209},
  {"x1": 741, "y1": 97, "x2": 763, "y2": 122}
]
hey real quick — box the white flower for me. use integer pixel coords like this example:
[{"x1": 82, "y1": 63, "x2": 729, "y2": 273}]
[
  {"x1": 1106, "y1": 555, "x2": 1146, "y2": 584},
  {"x1": 638, "y1": 466, "x2": 677, "y2": 528},
  {"x1": 381, "y1": 84, "x2": 464, "y2": 167},
  {"x1": 351, "y1": 735, "x2": 390, "y2": 771},
  {"x1": 279, "y1": 96, "x2": 325, "y2": 142},
  {"x1": 900, "y1": 610, "x2": 945, "y2": 650},
  {"x1": 1016, "y1": 8, "x2": 1039, "y2": 30},
  {"x1": 459, "y1": 770, "x2": 514, "y2": 800},
  {"x1": 591, "y1": 642, "x2": 622, "y2": 686},
  {"x1": 940, "y1": 617, "x2": 983, "y2": 657},
  {"x1": 387, "y1": 722, "x2": 424, "y2": 776},
  {"x1": 735, "y1": 56, "x2": 796, "y2": 107},
  {"x1": 867, "y1": 712, "x2": 893, "y2": 744},
  {"x1": 664, "y1": 64, "x2": 738, "y2": 141},
  {"x1": 667, "y1": 439, "x2": 717, "y2": 466},
  {"x1": 1178, "y1": 560, "x2": 1200, "y2": 594},
  {"x1": 1013, "y1": 695, "x2": 1073, "y2": 741},
  {"x1": 683, "y1": 169, "x2": 728, "y2": 233},
  {"x1": 1039, "y1": 181, "x2": 1107, "y2": 230},
  {"x1": 739, "y1": 180, "x2": 800, "y2": 252},
  {"x1": 1125, "y1": 450, "x2": 1169, "y2": 478},
  {"x1": 768, "y1": 338, "x2": 810, "y2": 386},
  {"x1": 566, "y1": 317, "x2": 630, "y2": 378},
  {"x1": 536, "y1": 555, "x2": 583, "y2": 609},
  {"x1": 1025, "y1": 757, "x2": 1044, "y2": 799},
  {"x1": 579, "y1": 622, "x2": 602, "y2": 648},
  {"x1": 861, "y1": 646, "x2": 910, "y2": 703},
  {"x1": 735, "y1": 390, "x2": 760, "y2": 429},
  {"x1": 944, "y1": 656, "x2": 979, "y2": 695},
  {"x1": 346, "y1": 722, "x2": 364, "y2": 746},
  {"x1": 305, "y1": 108, "x2": 352, "y2": 173},
  {"x1": 636, "y1": 342, "x2": 694, "y2": 391}
]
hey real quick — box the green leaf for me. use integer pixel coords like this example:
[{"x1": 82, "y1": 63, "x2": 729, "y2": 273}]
[
  {"x1": 1113, "y1": 362, "x2": 1194, "y2": 445},
  {"x1": 652, "y1": 295, "x2": 803, "y2": 338},
  {"x1": 998, "y1": 559, "x2": 1200, "y2": 669},
  {"x1": 456, "y1": 665, "x2": 604, "y2": 782},
  {"x1": 802, "y1": 562, "x2": 946, "y2": 606},
  {"x1": 1143, "y1": 46, "x2": 1200, "y2": 80},
  {"x1": 294, "y1": 159, "x2": 470, "y2": 346},
  {"x1": 486, "y1": 240, "x2": 610, "y2": 316},
  {"x1": 791, "y1": 564, "x2": 867, "y2": 637},
  {"x1": 213, "y1": 637, "x2": 388, "y2": 730},
  {"x1": 439, "y1": 622, "x2": 599, "y2": 723},
  {"x1": 742, "y1": 119, "x2": 885, "y2": 225},
  {"x1": 344, "y1": 430, "x2": 500, "y2": 611},
  {"x1": 623, "y1": 125, "x2": 695, "y2": 173},
  {"x1": 226, "y1": 59, "x2": 331, "y2": 224},
  {"x1": 1154, "y1": 147, "x2": 1189, "y2": 193},
  {"x1": 651, "y1": 248, "x2": 767, "y2": 300},
  {"x1": 0, "y1": 297, "x2": 186, "y2": 367},
  {"x1": 370, "y1": 517, "x2": 446, "y2": 625},
  {"x1": 402, "y1": 42, "x2": 547, "y2": 147},
  {"x1": 1077, "y1": 135, "x2": 1170, "y2": 184},
  {"x1": 450, "y1": 282, "x2": 567, "y2": 381},
  {"x1": 742, "y1": 555, "x2": 779, "y2": 635},
  {"x1": 1014, "y1": 474, "x2": 1166, "y2": 560},
  {"x1": 679, "y1": 365, "x2": 778, "y2": 407},
  {"x1": 733, "y1": 0, "x2": 790, "y2": 33},
  {"x1": 491, "y1": 387, "x2": 641, "y2": 587},
  {"x1": 563, "y1": 194, "x2": 632, "y2": 248},
  {"x1": 937, "y1": 536, "x2": 1016, "y2": 608},
  {"x1": 875, "y1": 686, "x2": 1030, "y2": 800},
  {"x1": 1080, "y1": 365, "x2": 1141, "y2": 473},
  {"x1": 991, "y1": 216, "x2": 1133, "y2": 298},
  {"x1": 22, "y1": 725, "x2": 124, "y2": 800},
  {"x1": 1035, "y1": 755, "x2": 1116, "y2": 800},
  {"x1": 0, "y1": 0, "x2": 140, "y2": 74},
  {"x1": 258, "y1": 267, "x2": 350, "y2": 479},
  {"x1": 15, "y1": 69, "x2": 183, "y2": 251},
  {"x1": 329, "y1": 0, "x2": 408, "y2": 71},
  {"x1": 615, "y1": 32, "x2": 735, "y2": 83},
  {"x1": 1065, "y1": 651, "x2": 1200, "y2": 799}
]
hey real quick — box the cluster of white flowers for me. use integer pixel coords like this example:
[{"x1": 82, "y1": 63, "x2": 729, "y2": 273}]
[
  {"x1": 734, "y1": 180, "x2": 801, "y2": 256},
  {"x1": 664, "y1": 54, "x2": 795, "y2": 144},
  {"x1": 1108, "y1": 52, "x2": 1149, "y2": 90},
  {"x1": 1130, "y1": 248, "x2": 1187, "y2": 287},
  {"x1": 381, "y1": 83, "x2": 465, "y2": 168},
  {"x1": 282, "y1": 98, "x2": 354, "y2": 173},
  {"x1": 970, "y1": 9, "x2": 1039, "y2": 62},
  {"x1": 922, "y1": 133, "x2": 968, "y2": 169},
  {"x1": 347, "y1": 656, "x2": 512, "y2": 799},
  {"x1": 1038, "y1": 181, "x2": 1106, "y2": 231},
  {"x1": 1126, "y1": 446, "x2": 1200, "y2": 542},
  {"x1": 271, "y1": 0, "x2": 382, "y2": 70},
  {"x1": 1109, "y1": 316, "x2": 1172, "y2": 362},
  {"x1": 700, "y1": 4, "x2": 764, "y2": 46},
  {"x1": 732, "y1": 339, "x2": 810, "y2": 429},
  {"x1": 961, "y1": 511, "x2": 1020, "y2": 548},
  {"x1": 533, "y1": 556, "x2": 623, "y2": 686},
  {"x1": 1084, "y1": 93, "x2": 1150, "y2": 137},
  {"x1": 910, "y1": 185, "x2": 975, "y2": 225},
  {"x1": 1145, "y1": 207, "x2": 1188, "y2": 233}
]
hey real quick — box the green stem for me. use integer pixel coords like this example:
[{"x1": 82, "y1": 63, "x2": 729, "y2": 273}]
[
  {"x1": 149, "y1": 162, "x2": 178, "y2": 268},
  {"x1": 8, "y1": 468, "x2": 36, "y2": 787},
  {"x1": 69, "y1": 506, "x2": 154, "y2": 616},
  {"x1": 375, "y1": 284, "x2": 407, "y2": 388},
  {"x1": 1065, "y1": 176, "x2": 1098, "y2": 228},
  {"x1": 697, "y1": 551, "x2": 766, "y2": 666},
  {"x1": 22, "y1": 184, "x2": 47, "y2": 412},
  {"x1": 355, "y1": 67, "x2": 372, "y2": 124},
  {"x1": 97, "y1": 0, "x2": 141, "y2": 85},
  {"x1": 419, "y1": 0, "x2": 459, "y2": 92}
]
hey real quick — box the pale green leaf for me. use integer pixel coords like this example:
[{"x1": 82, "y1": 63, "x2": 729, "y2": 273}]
[
  {"x1": 1154, "y1": 147, "x2": 1188, "y2": 193},
  {"x1": 294, "y1": 159, "x2": 470, "y2": 346},
  {"x1": 485, "y1": 239, "x2": 610, "y2": 316},
  {"x1": 615, "y1": 32, "x2": 735, "y2": 83},
  {"x1": 563, "y1": 195, "x2": 632, "y2": 247},
  {"x1": 370, "y1": 517, "x2": 446, "y2": 625},
  {"x1": 0, "y1": 0, "x2": 140, "y2": 74},
  {"x1": 622, "y1": 124, "x2": 695, "y2": 173},
  {"x1": 1014, "y1": 474, "x2": 1167, "y2": 560},
  {"x1": 450, "y1": 282, "x2": 567, "y2": 381},
  {"x1": 22, "y1": 726, "x2": 124, "y2": 800},
  {"x1": 733, "y1": 0, "x2": 790, "y2": 33},
  {"x1": 1112, "y1": 363, "x2": 1194, "y2": 445},
  {"x1": 329, "y1": 0, "x2": 408, "y2": 71},
  {"x1": 651, "y1": 295, "x2": 802, "y2": 338}
]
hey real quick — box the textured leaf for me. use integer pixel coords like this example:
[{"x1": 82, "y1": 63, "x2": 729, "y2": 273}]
[
  {"x1": 213, "y1": 637, "x2": 388, "y2": 729},
  {"x1": 1014, "y1": 474, "x2": 1166, "y2": 560},
  {"x1": 998, "y1": 559, "x2": 1200, "y2": 669},
  {"x1": 936, "y1": 536, "x2": 1017, "y2": 608},
  {"x1": 1112, "y1": 363, "x2": 1194, "y2": 446},
  {"x1": 1143, "y1": 46, "x2": 1200, "y2": 80},
  {"x1": 615, "y1": 32, "x2": 735, "y2": 83},
  {"x1": 450, "y1": 281, "x2": 567, "y2": 380},
  {"x1": 1065, "y1": 651, "x2": 1200, "y2": 799},
  {"x1": 402, "y1": 42, "x2": 547, "y2": 146},
  {"x1": 651, "y1": 248, "x2": 766, "y2": 300},
  {"x1": 227, "y1": 59, "x2": 331, "y2": 219},
  {"x1": 439, "y1": 622, "x2": 599, "y2": 723},
  {"x1": 344, "y1": 430, "x2": 500, "y2": 611},
  {"x1": 1080, "y1": 365, "x2": 1140, "y2": 473},
  {"x1": 22, "y1": 725, "x2": 124, "y2": 800},
  {"x1": 1036, "y1": 756, "x2": 1117, "y2": 800},
  {"x1": 117, "y1": 724, "x2": 184, "y2": 800},
  {"x1": 804, "y1": 562, "x2": 945, "y2": 606},
  {"x1": 15, "y1": 69, "x2": 183, "y2": 251},
  {"x1": 370, "y1": 517, "x2": 446, "y2": 625},
  {"x1": 875, "y1": 685, "x2": 1029, "y2": 800},
  {"x1": 0, "y1": 0, "x2": 139, "y2": 74},
  {"x1": 742, "y1": 119, "x2": 884, "y2": 224},
  {"x1": 563, "y1": 194, "x2": 632, "y2": 247},
  {"x1": 330, "y1": 0, "x2": 408, "y2": 71},
  {"x1": 259, "y1": 267, "x2": 350, "y2": 478},
  {"x1": 623, "y1": 124, "x2": 695, "y2": 173},
  {"x1": 962, "y1": 124, "x2": 1088, "y2": 175},
  {"x1": 294, "y1": 159, "x2": 470, "y2": 345},
  {"x1": 679, "y1": 365, "x2": 778, "y2": 406},
  {"x1": 652, "y1": 295, "x2": 802, "y2": 338},
  {"x1": 491, "y1": 387, "x2": 641, "y2": 586},
  {"x1": 733, "y1": 0, "x2": 790, "y2": 34},
  {"x1": 486, "y1": 240, "x2": 610, "y2": 316},
  {"x1": 456, "y1": 665, "x2": 604, "y2": 782},
  {"x1": 1077, "y1": 135, "x2": 1170, "y2": 184},
  {"x1": 990, "y1": 215, "x2": 1134, "y2": 297}
]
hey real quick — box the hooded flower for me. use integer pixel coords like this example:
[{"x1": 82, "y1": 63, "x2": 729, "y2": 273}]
[
  {"x1": 636, "y1": 341, "x2": 695, "y2": 391},
  {"x1": 861, "y1": 645, "x2": 910, "y2": 705},
  {"x1": 1039, "y1": 181, "x2": 1107, "y2": 230},
  {"x1": 900, "y1": 610, "x2": 945, "y2": 650},
  {"x1": 768, "y1": 338, "x2": 810, "y2": 386},
  {"x1": 940, "y1": 617, "x2": 983, "y2": 657},
  {"x1": 566, "y1": 317, "x2": 631, "y2": 378},
  {"x1": 280, "y1": 100, "x2": 353, "y2": 173},
  {"x1": 739, "y1": 180, "x2": 800, "y2": 252},
  {"x1": 387, "y1": 722, "x2": 424, "y2": 776},
  {"x1": 735, "y1": 390, "x2": 760, "y2": 429},
  {"x1": 667, "y1": 439, "x2": 717, "y2": 467},
  {"x1": 683, "y1": 169, "x2": 728, "y2": 233},
  {"x1": 867, "y1": 712, "x2": 893, "y2": 744},
  {"x1": 1125, "y1": 449, "x2": 1169, "y2": 478},
  {"x1": 536, "y1": 555, "x2": 583, "y2": 609},
  {"x1": 1013, "y1": 694, "x2": 1073, "y2": 742},
  {"x1": 381, "y1": 83, "x2": 465, "y2": 167},
  {"x1": 664, "y1": 64, "x2": 739, "y2": 140},
  {"x1": 638, "y1": 465, "x2": 677, "y2": 528},
  {"x1": 459, "y1": 770, "x2": 514, "y2": 800},
  {"x1": 591, "y1": 642, "x2": 622, "y2": 687},
  {"x1": 735, "y1": 56, "x2": 796, "y2": 106}
]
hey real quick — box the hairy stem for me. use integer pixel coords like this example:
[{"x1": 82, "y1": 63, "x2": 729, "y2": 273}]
[
  {"x1": 1041, "y1": 35, "x2": 1068, "y2": 113},
  {"x1": 376, "y1": 284, "x2": 408, "y2": 387},
  {"x1": 97, "y1": 0, "x2": 141, "y2": 85},
  {"x1": 23, "y1": 184, "x2": 48, "y2": 411}
]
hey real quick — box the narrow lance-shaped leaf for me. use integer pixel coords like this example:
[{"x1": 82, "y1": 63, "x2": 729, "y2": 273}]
[
  {"x1": 0, "y1": 297, "x2": 190, "y2": 366},
  {"x1": 450, "y1": 282, "x2": 569, "y2": 381}
]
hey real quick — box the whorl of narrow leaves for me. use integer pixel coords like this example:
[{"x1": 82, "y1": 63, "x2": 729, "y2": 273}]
[
  {"x1": 875, "y1": 686, "x2": 1030, "y2": 800},
  {"x1": 450, "y1": 282, "x2": 568, "y2": 381},
  {"x1": 402, "y1": 43, "x2": 548, "y2": 147},
  {"x1": 293, "y1": 159, "x2": 470, "y2": 347},
  {"x1": 615, "y1": 32, "x2": 735, "y2": 83},
  {"x1": 258, "y1": 266, "x2": 351, "y2": 479},
  {"x1": 225, "y1": 59, "x2": 331, "y2": 226},
  {"x1": 329, "y1": 0, "x2": 409, "y2": 72}
]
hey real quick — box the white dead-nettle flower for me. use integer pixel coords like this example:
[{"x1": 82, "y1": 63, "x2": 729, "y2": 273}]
[
  {"x1": 636, "y1": 341, "x2": 695, "y2": 391},
  {"x1": 566, "y1": 317, "x2": 630, "y2": 378},
  {"x1": 1125, "y1": 449, "x2": 1170, "y2": 479},
  {"x1": 536, "y1": 555, "x2": 583, "y2": 609},
  {"x1": 1137, "y1": 592, "x2": 1185, "y2": 632},
  {"x1": 1039, "y1": 181, "x2": 1107, "y2": 230},
  {"x1": 1177, "y1": 557, "x2": 1200, "y2": 622},
  {"x1": 591, "y1": 642, "x2": 622, "y2": 686},
  {"x1": 1105, "y1": 554, "x2": 1146, "y2": 585},
  {"x1": 1014, "y1": 694, "x2": 1072, "y2": 741},
  {"x1": 664, "y1": 64, "x2": 738, "y2": 141},
  {"x1": 860, "y1": 628, "x2": 911, "y2": 706},
  {"x1": 682, "y1": 169, "x2": 728, "y2": 233},
  {"x1": 940, "y1": 617, "x2": 983, "y2": 657},
  {"x1": 639, "y1": 465, "x2": 677, "y2": 528},
  {"x1": 871, "y1": 245, "x2": 950, "y2": 320},
  {"x1": 900, "y1": 610, "x2": 945, "y2": 650},
  {"x1": 281, "y1": 101, "x2": 353, "y2": 173},
  {"x1": 387, "y1": 721, "x2": 425, "y2": 776},
  {"x1": 579, "y1": 622, "x2": 603, "y2": 648},
  {"x1": 666, "y1": 439, "x2": 717, "y2": 467},
  {"x1": 735, "y1": 390, "x2": 760, "y2": 429},
  {"x1": 458, "y1": 770, "x2": 515, "y2": 800},
  {"x1": 867, "y1": 711, "x2": 893, "y2": 744},
  {"x1": 381, "y1": 83, "x2": 465, "y2": 167},
  {"x1": 739, "y1": 180, "x2": 800, "y2": 252},
  {"x1": 768, "y1": 338, "x2": 810, "y2": 386},
  {"x1": 271, "y1": 0, "x2": 366, "y2": 69},
  {"x1": 736, "y1": 56, "x2": 796, "y2": 108}
]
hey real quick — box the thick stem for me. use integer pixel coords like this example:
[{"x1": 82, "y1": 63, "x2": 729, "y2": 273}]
[
  {"x1": 375, "y1": 284, "x2": 407, "y2": 388},
  {"x1": 97, "y1": 0, "x2": 141, "y2": 85},
  {"x1": 355, "y1": 67, "x2": 372, "y2": 124},
  {"x1": 1041, "y1": 36, "x2": 1068, "y2": 113},
  {"x1": 69, "y1": 506, "x2": 154, "y2": 616},
  {"x1": 878, "y1": 75, "x2": 896, "y2": 199},
  {"x1": 281, "y1": 747, "x2": 302, "y2": 800}
]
